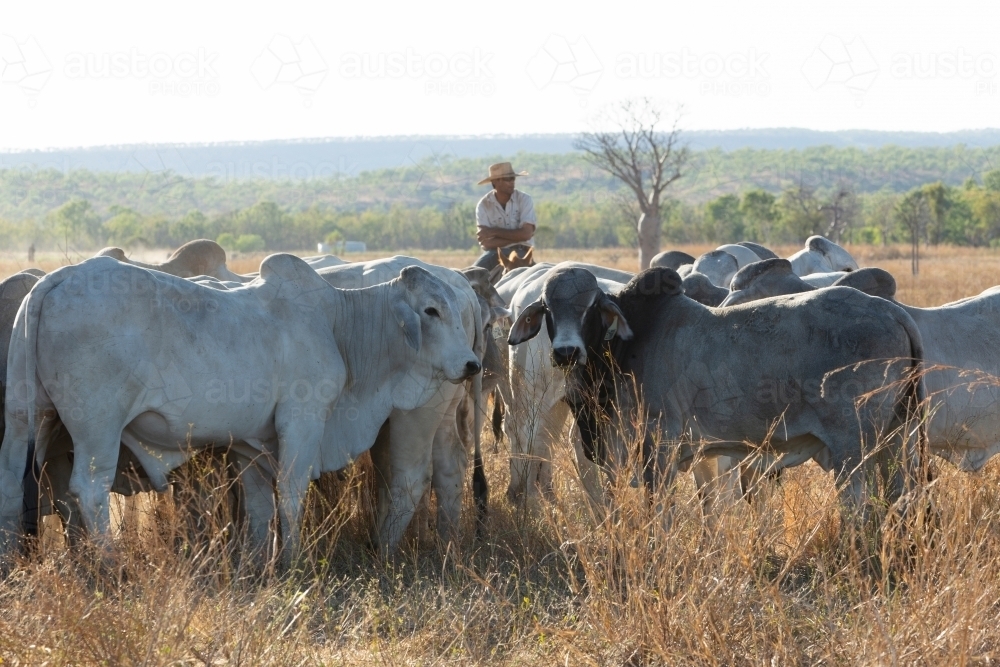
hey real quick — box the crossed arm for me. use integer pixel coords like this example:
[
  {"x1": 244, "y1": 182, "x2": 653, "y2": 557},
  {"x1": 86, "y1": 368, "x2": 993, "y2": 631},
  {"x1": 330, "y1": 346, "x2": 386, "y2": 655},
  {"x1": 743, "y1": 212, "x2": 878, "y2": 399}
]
[{"x1": 477, "y1": 224, "x2": 535, "y2": 250}]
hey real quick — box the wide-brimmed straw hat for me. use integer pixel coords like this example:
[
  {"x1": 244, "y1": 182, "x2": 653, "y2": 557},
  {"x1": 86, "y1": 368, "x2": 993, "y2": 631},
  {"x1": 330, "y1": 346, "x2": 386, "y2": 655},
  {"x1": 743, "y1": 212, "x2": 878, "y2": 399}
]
[{"x1": 477, "y1": 162, "x2": 529, "y2": 185}]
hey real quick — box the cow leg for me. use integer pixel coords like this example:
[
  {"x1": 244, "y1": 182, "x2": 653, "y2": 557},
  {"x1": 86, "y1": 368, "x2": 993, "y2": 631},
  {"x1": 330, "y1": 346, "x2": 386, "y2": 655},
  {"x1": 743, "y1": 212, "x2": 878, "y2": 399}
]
[
  {"x1": 55, "y1": 409, "x2": 140, "y2": 554},
  {"x1": 537, "y1": 400, "x2": 572, "y2": 500},
  {"x1": 411, "y1": 493, "x2": 435, "y2": 547},
  {"x1": 506, "y1": 398, "x2": 566, "y2": 508},
  {"x1": 0, "y1": 405, "x2": 41, "y2": 555},
  {"x1": 274, "y1": 417, "x2": 322, "y2": 568},
  {"x1": 505, "y1": 342, "x2": 563, "y2": 507},
  {"x1": 747, "y1": 455, "x2": 776, "y2": 506},
  {"x1": 232, "y1": 455, "x2": 276, "y2": 567},
  {"x1": 836, "y1": 425, "x2": 914, "y2": 559},
  {"x1": 650, "y1": 434, "x2": 682, "y2": 534},
  {"x1": 569, "y1": 423, "x2": 607, "y2": 515},
  {"x1": 274, "y1": 468, "x2": 312, "y2": 568},
  {"x1": 532, "y1": 394, "x2": 582, "y2": 504},
  {"x1": 434, "y1": 387, "x2": 469, "y2": 544},
  {"x1": 274, "y1": 457, "x2": 315, "y2": 568},
  {"x1": 836, "y1": 465, "x2": 875, "y2": 556},
  {"x1": 66, "y1": 439, "x2": 120, "y2": 549},
  {"x1": 432, "y1": 415, "x2": 465, "y2": 545},
  {"x1": 375, "y1": 406, "x2": 436, "y2": 554},
  {"x1": 691, "y1": 456, "x2": 742, "y2": 532},
  {"x1": 45, "y1": 451, "x2": 85, "y2": 547},
  {"x1": 454, "y1": 388, "x2": 488, "y2": 529}
]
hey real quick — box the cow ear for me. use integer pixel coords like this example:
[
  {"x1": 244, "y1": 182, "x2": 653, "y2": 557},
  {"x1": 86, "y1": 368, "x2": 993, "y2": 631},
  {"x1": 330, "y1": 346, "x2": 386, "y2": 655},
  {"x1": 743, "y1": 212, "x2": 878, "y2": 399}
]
[
  {"x1": 598, "y1": 296, "x2": 633, "y2": 341},
  {"x1": 508, "y1": 300, "x2": 546, "y2": 345},
  {"x1": 391, "y1": 298, "x2": 422, "y2": 351}
]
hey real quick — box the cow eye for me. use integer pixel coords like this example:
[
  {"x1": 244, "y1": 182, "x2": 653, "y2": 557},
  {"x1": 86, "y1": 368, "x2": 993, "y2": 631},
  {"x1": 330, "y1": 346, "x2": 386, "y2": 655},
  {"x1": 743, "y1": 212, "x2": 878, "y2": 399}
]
[{"x1": 424, "y1": 307, "x2": 440, "y2": 318}]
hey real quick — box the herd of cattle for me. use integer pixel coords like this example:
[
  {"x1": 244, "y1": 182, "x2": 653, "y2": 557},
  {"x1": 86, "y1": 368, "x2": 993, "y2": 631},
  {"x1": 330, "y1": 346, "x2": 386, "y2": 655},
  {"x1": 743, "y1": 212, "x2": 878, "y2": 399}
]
[{"x1": 0, "y1": 235, "x2": 996, "y2": 568}]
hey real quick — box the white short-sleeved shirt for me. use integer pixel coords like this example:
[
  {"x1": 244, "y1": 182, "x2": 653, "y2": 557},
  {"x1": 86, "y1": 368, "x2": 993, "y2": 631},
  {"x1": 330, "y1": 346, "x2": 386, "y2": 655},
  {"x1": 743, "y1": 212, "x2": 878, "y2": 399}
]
[{"x1": 475, "y1": 189, "x2": 537, "y2": 247}]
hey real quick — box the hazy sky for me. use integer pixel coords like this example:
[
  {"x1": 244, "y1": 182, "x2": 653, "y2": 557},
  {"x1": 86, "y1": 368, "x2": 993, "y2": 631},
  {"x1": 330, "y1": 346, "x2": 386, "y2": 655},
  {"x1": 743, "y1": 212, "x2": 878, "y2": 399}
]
[{"x1": 2, "y1": 0, "x2": 999, "y2": 149}]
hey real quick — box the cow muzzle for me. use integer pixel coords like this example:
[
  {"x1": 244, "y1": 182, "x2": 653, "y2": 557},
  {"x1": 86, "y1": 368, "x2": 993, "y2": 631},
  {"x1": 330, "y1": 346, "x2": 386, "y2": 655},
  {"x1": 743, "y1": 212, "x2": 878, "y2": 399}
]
[
  {"x1": 448, "y1": 359, "x2": 481, "y2": 383},
  {"x1": 552, "y1": 345, "x2": 584, "y2": 368}
]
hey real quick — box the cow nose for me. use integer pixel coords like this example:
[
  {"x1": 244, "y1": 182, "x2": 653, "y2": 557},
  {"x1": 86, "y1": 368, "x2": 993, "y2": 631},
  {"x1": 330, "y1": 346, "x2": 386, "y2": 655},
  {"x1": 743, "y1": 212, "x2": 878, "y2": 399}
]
[
  {"x1": 552, "y1": 346, "x2": 580, "y2": 367},
  {"x1": 464, "y1": 360, "x2": 482, "y2": 377}
]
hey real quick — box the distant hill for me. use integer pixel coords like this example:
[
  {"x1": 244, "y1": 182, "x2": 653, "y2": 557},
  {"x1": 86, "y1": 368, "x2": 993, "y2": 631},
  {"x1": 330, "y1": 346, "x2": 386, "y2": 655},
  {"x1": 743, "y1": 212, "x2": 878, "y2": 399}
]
[{"x1": 3, "y1": 129, "x2": 1000, "y2": 178}]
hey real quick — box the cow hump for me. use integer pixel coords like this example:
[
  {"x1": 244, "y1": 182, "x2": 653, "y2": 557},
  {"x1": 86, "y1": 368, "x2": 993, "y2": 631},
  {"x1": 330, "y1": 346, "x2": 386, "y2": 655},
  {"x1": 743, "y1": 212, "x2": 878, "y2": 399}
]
[
  {"x1": 624, "y1": 267, "x2": 683, "y2": 298},
  {"x1": 256, "y1": 253, "x2": 334, "y2": 309},
  {"x1": 169, "y1": 239, "x2": 227, "y2": 264},
  {"x1": 97, "y1": 247, "x2": 128, "y2": 261},
  {"x1": 731, "y1": 258, "x2": 793, "y2": 291}
]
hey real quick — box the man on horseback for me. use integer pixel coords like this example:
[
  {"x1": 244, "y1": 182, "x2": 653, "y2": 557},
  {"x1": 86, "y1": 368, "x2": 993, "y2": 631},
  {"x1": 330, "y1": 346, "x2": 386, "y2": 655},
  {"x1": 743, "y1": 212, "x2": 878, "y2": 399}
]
[{"x1": 473, "y1": 162, "x2": 536, "y2": 271}]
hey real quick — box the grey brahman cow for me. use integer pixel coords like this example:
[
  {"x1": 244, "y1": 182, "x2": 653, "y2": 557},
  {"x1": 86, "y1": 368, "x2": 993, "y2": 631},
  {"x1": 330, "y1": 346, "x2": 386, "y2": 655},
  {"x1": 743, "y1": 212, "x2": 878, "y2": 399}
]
[{"x1": 507, "y1": 266, "x2": 927, "y2": 542}]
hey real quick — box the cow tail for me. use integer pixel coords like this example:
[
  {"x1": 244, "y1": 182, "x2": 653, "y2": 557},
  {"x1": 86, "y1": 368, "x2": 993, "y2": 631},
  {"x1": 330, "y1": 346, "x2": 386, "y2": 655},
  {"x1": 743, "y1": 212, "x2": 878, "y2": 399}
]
[
  {"x1": 473, "y1": 371, "x2": 488, "y2": 529},
  {"x1": 491, "y1": 393, "x2": 504, "y2": 444},
  {"x1": 896, "y1": 308, "x2": 928, "y2": 488},
  {"x1": 19, "y1": 269, "x2": 68, "y2": 538},
  {"x1": 471, "y1": 300, "x2": 488, "y2": 531}
]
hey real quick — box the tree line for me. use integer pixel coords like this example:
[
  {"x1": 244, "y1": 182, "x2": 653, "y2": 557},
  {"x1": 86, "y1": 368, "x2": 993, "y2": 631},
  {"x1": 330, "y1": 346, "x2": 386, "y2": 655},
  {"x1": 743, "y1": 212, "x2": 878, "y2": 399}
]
[
  {"x1": 6, "y1": 197, "x2": 633, "y2": 254},
  {"x1": 2, "y1": 159, "x2": 1000, "y2": 254},
  {"x1": 663, "y1": 171, "x2": 1000, "y2": 248},
  {"x1": 5, "y1": 172, "x2": 999, "y2": 255}
]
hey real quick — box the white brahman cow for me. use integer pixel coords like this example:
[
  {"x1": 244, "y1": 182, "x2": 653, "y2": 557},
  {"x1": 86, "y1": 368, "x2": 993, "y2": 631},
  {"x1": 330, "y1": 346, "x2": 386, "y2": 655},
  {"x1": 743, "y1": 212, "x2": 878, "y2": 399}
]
[{"x1": 0, "y1": 254, "x2": 480, "y2": 566}]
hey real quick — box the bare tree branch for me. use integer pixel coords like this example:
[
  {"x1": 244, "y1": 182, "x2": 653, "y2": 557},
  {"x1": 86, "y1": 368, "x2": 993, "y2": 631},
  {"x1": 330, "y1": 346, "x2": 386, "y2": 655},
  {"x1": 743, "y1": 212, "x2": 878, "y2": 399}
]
[{"x1": 574, "y1": 98, "x2": 688, "y2": 270}]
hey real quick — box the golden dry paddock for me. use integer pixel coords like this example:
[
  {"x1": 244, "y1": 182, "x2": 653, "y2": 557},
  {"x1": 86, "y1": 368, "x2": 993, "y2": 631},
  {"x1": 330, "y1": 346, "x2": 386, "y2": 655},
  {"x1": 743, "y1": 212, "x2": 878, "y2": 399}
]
[{"x1": 0, "y1": 245, "x2": 998, "y2": 665}]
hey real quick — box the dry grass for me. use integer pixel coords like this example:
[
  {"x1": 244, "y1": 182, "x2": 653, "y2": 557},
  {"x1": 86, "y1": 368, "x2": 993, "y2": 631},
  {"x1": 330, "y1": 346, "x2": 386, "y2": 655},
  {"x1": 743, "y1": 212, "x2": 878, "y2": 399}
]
[{"x1": 2, "y1": 245, "x2": 1000, "y2": 664}]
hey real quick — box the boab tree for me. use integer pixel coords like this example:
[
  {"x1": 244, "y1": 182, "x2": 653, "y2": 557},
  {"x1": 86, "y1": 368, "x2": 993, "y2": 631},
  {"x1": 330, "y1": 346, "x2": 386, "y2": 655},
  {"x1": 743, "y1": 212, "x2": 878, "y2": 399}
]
[
  {"x1": 575, "y1": 99, "x2": 689, "y2": 270},
  {"x1": 896, "y1": 188, "x2": 931, "y2": 276},
  {"x1": 819, "y1": 183, "x2": 860, "y2": 243}
]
